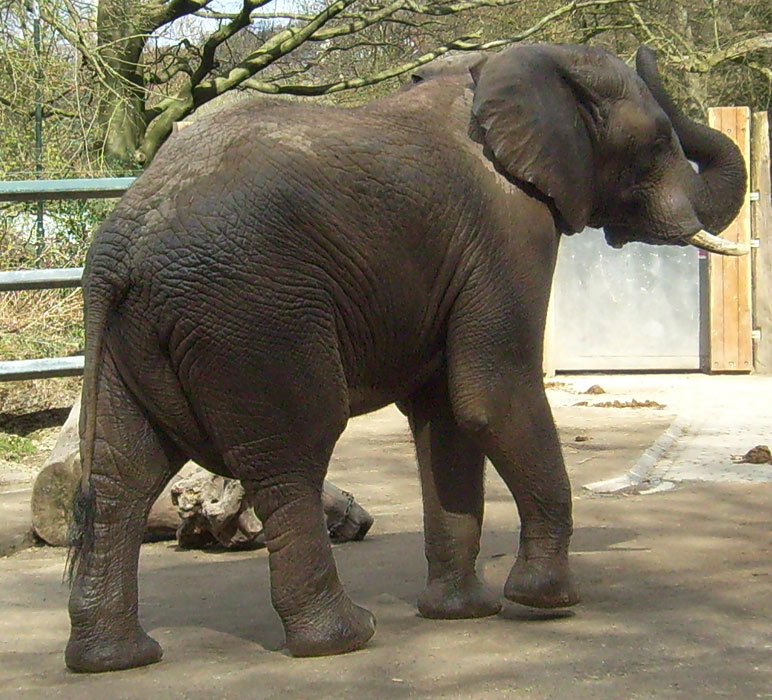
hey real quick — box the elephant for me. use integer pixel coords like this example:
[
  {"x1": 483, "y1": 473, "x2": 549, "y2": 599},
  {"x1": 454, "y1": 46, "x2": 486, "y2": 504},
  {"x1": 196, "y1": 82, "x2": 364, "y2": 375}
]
[{"x1": 65, "y1": 43, "x2": 747, "y2": 673}]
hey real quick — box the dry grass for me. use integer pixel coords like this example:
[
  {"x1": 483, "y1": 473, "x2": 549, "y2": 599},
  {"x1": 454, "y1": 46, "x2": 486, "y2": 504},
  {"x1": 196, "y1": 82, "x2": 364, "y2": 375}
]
[
  {"x1": 0, "y1": 208, "x2": 89, "y2": 470},
  {"x1": 0, "y1": 287, "x2": 82, "y2": 455},
  {"x1": 0, "y1": 287, "x2": 84, "y2": 362},
  {"x1": 0, "y1": 376, "x2": 80, "y2": 417}
]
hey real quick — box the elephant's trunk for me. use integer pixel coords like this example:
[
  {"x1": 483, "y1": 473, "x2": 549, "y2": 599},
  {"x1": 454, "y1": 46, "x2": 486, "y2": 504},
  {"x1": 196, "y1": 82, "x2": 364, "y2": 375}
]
[{"x1": 635, "y1": 46, "x2": 747, "y2": 235}]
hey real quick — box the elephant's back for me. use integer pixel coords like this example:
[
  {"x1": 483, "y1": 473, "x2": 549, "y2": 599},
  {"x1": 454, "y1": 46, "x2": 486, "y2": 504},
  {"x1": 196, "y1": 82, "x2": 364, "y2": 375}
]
[
  {"x1": 91, "y1": 84, "x2": 486, "y2": 334},
  {"x1": 85, "y1": 87, "x2": 489, "y2": 415}
]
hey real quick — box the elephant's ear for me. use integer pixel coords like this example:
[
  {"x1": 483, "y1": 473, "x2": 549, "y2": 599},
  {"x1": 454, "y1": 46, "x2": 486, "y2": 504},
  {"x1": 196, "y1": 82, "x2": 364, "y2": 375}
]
[{"x1": 471, "y1": 45, "x2": 608, "y2": 233}]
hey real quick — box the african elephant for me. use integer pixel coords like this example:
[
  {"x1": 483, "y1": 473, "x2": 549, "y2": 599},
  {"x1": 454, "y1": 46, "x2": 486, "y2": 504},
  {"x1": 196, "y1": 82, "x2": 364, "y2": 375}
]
[{"x1": 65, "y1": 44, "x2": 747, "y2": 672}]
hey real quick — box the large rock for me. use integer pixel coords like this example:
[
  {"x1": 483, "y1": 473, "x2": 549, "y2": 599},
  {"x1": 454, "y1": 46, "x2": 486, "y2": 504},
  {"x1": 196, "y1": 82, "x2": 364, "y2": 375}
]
[{"x1": 31, "y1": 397, "x2": 374, "y2": 548}]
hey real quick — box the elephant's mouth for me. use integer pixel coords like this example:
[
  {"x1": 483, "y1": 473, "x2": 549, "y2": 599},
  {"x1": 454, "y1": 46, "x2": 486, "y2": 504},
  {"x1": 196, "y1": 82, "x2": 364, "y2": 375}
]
[
  {"x1": 602, "y1": 225, "x2": 679, "y2": 249},
  {"x1": 603, "y1": 226, "x2": 637, "y2": 249},
  {"x1": 603, "y1": 225, "x2": 748, "y2": 256}
]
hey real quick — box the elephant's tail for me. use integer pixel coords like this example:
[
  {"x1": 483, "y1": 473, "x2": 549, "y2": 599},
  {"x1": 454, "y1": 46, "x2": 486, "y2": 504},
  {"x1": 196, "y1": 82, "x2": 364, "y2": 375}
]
[{"x1": 66, "y1": 264, "x2": 127, "y2": 583}]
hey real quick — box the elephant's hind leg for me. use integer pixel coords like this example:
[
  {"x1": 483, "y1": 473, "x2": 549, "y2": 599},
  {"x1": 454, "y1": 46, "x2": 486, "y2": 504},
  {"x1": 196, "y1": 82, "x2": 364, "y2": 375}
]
[
  {"x1": 198, "y1": 337, "x2": 375, "y2": 657},
  {"x1": 244, "y1": 467, "x2": 376, "y2": 656},
  {"x1": 66, "y1": 350, "x2": 184, "y2": 673},
  {"x1": 404, "y1": 378, "x2": 501, "y2": 619}
]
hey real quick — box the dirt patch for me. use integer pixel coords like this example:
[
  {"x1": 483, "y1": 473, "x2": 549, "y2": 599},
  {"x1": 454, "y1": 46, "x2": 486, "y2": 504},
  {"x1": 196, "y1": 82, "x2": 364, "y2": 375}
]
[{"x1": 0, "y1": 426, "x2": 61, "y2": 485}]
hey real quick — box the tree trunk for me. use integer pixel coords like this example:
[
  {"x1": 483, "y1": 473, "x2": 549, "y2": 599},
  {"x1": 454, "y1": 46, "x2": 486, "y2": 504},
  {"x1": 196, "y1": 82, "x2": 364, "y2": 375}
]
[{"x1": 96, "y1": 0, "x2": 150, "y2": 166}]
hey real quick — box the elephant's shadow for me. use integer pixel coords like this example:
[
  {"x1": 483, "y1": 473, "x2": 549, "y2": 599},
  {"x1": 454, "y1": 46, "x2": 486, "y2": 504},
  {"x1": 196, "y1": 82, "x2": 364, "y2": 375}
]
[{"x1": 139, "y1": 524, "x2": 639, "y2": 651}]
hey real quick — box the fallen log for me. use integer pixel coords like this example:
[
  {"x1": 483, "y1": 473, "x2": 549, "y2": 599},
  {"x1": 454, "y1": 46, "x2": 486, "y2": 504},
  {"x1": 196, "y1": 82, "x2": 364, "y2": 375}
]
[{"x1": 31, "y1": 397, "x2": 374, "y2": 548}]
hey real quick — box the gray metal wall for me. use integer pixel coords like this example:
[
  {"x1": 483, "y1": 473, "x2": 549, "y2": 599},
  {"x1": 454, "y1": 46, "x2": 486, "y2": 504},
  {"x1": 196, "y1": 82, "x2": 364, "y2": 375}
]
[{"x1": 553, "y1": 228, "x2": 703, "y2": 371}]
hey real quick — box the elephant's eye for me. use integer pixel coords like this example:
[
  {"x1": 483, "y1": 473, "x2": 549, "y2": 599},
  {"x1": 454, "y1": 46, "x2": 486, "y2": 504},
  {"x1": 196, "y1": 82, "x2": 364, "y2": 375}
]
[
  {"x1": 650, "y1": 132, "x2": 674, "y2": 156},
  {"x1": 411, "y1": 74, "x2": 424, "y2": 84},
  {"x1": 652, "y1": 117, "x2": 674, "y2": 149}
]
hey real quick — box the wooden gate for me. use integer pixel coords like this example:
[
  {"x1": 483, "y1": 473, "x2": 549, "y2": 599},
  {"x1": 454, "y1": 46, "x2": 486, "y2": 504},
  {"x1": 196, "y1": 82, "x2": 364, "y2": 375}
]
[{"x1": 707, "y1": 107, "x2": 752, "y2": 372}]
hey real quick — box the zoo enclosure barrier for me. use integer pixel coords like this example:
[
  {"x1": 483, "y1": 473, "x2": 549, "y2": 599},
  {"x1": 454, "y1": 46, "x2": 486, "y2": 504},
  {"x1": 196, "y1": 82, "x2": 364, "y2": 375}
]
[{"x1": 0, "y1": 177, "x2": 135, "y2": 381}]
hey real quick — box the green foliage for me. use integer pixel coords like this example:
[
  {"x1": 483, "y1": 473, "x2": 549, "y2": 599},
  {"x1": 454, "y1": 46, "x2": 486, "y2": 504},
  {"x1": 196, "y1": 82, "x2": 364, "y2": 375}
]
[{"x1": 0, "y1": 432, "x2": 35, "y2": 461}]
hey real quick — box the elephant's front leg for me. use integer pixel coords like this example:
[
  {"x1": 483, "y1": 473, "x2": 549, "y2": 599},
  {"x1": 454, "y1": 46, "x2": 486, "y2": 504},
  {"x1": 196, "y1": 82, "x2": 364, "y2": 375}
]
[
  {"x1": 448, "y1": 257, "x2": 579, "y2": 609},
  {"x1": 405, "y1": 379, "x2": 501, "y2": 619},
  {"x1": 454, "y1": 368, "x2": 579, "y2": 609}
]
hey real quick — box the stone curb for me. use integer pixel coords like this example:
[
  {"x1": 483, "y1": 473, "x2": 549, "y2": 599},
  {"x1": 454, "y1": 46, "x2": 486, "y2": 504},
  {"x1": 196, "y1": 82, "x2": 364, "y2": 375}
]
[{"x1": 583, "y1": 417, "x2": 689, "y2": 494}]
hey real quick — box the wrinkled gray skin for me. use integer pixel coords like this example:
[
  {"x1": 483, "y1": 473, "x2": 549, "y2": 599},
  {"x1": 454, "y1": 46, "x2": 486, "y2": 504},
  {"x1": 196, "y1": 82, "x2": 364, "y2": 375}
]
[{"x1": 66, "y1": 44, "x2": 746, "y2": 673}]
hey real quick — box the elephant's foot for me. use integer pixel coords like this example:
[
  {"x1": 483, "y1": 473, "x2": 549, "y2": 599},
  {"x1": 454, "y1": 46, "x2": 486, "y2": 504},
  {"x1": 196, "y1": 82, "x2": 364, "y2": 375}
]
[
  {"x1": 418, "y1": 575, "x2": 502, "y2": 619},
  {"x1": 504, "y1": 555, "x2": 579, "y2": 609},
  {"x1": 283, "y1": 596, "x2": 376, "y2": 657},
  {"x1": 65, "y1": 627, "x2": 163, "y2": 673}
]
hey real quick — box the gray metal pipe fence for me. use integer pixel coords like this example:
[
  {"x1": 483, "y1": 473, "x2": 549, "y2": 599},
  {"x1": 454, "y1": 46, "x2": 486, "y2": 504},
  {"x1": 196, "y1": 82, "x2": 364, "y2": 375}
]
[{"x1": 0, "y1": 177, "x2": 134, "y2": 381}]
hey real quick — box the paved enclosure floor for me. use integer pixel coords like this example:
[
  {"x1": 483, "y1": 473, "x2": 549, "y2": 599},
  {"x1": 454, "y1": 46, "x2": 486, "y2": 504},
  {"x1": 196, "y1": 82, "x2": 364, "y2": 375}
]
[{"x1": 1, "y1": 374, "x2": 771, "y2": 699}]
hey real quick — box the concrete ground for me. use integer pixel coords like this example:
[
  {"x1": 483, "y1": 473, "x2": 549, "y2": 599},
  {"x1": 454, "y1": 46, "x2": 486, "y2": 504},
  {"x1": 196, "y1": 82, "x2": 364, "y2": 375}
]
[{"x1": 1, "y1": 374, "x2": 770, "y2": 699}]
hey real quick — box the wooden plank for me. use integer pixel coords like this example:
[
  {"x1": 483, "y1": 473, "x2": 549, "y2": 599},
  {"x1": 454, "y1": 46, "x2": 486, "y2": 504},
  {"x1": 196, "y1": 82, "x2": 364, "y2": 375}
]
[
  {"x1": 751, "y1": 111, "x2": 772, "y2": 372},
  {"x1": 735, "y1": 108, "x2": 753, "y2": 372},
  {"x1": 708, "y1": 109, "x2": 727, "y2": 370},
  {"x1": 707, "y1": 107, "x2": 752, "y2": 372}
]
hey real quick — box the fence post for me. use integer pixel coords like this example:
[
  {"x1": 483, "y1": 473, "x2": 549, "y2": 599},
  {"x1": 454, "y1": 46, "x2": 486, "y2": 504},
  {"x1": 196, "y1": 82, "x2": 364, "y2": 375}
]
[{"x1": 751, "y1": 111, "x2": 772, "y2": 372}]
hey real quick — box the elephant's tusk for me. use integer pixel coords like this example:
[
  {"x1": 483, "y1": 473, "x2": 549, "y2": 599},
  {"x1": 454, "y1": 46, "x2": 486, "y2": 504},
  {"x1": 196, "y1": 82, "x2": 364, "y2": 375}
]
[{"x1": 686, "y1": 230, "x2": 750, "y2": 256}]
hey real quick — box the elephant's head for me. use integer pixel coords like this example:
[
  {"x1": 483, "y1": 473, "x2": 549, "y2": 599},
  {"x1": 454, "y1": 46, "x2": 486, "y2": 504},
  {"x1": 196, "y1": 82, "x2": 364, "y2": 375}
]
[
  {"x1": 405, "y1": 52, "x2": 485, "y2": 88},
  {"x1": 462, "y1": 44, "x2": 747, "y2": 255}
]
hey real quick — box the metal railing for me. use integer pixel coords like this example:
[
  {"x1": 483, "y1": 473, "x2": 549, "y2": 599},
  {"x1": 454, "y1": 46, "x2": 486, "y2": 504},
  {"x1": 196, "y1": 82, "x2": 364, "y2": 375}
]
[
  {"x1": 0, "y1": 177, "x2": 135, "y2": 203},
  {"x1": 1, "y1": 177, "x2": 134, "y2": 381}
]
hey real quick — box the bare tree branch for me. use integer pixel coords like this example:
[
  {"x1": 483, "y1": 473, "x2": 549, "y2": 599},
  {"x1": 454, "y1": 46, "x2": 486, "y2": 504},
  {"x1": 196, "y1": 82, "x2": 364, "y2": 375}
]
[
  {"x1": 743, "y1": 59, "x2": 772, "y2": 84},
  {"x1": 188, "y1": 0, "x2": 260, "y2": 87},
  {"x1": 147, "y1": 0, "x2": 218, "y2": 30},
  {"x1": 242, "y1": 35, "x2": 508, "y2": 96},
  {"x1": 310, "y1": 0, "x2": 407, "y2": 41},
  {"x1": 138, "y1": 0, "x2": 360, "y2": 161},
  {"x1": 692, "y1": 33, "x2": 772, "y2": 72}
]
